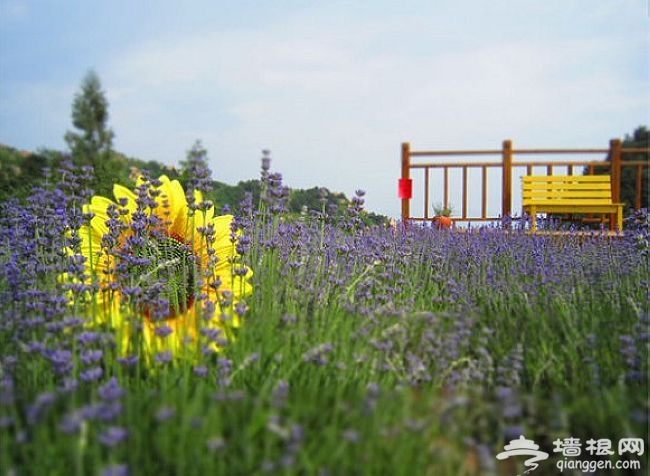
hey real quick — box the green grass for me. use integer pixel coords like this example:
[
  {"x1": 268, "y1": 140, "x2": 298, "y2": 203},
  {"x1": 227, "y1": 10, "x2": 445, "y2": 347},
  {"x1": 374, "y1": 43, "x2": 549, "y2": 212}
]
[{"x1": 1, "y1": 211, "x2": 648, "y2": 475}]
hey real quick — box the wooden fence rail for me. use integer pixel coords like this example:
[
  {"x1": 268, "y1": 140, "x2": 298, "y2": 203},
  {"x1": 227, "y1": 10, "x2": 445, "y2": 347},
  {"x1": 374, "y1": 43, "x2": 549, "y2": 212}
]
[{"x1": 399, "y1": 139, "x2": 649, "y2": 225}]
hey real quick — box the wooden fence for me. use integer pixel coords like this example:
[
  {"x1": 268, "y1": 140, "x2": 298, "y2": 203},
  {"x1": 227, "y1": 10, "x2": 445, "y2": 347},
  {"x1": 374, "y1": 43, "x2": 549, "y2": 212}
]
[{"x1": 399, "y1": 139, "x2": 649, "y2": 225}]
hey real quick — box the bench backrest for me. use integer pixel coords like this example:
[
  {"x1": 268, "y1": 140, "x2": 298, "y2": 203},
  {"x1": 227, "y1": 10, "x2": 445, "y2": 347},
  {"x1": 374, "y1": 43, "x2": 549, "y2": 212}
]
[{"x1": 522, "y1": 175, "x2": 614, "y2": 206}]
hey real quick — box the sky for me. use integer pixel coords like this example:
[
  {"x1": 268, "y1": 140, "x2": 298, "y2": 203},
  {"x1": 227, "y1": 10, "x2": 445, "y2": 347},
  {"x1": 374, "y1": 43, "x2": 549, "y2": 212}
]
[{"x1": 0, "y1": 0, "x2": 647, "y2": 218}]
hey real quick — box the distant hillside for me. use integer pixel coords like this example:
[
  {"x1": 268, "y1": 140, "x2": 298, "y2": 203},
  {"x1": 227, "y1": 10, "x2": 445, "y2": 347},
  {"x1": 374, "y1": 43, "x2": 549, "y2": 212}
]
[
  {"x1": 0, "y1": 144, "x2": 388, "y2": 225},
  {"x1": 0, "y1": 143, "x2": 50, "y2": 199}
]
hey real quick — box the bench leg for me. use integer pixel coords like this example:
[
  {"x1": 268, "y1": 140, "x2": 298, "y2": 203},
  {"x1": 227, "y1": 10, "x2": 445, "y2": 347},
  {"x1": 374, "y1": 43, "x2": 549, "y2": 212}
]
[
  {"x1": 530, "y1": 206, "x2": 537, "y2": 231},
  {"x1": 608, "y1": 207, "x2": 623, "y2": 232}
]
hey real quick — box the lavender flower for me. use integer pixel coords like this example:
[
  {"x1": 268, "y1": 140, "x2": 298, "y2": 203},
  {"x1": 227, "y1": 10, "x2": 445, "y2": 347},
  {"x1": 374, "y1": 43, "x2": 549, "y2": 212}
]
[
  {"x1": 80, "y1": 366, "x2": 103, "y2": 382},
  {"x1": 193, "y1": 365, "x2": 209, "y2": 378},
  {"x1": 80, "y1": 349, "x2": 104, "y2": 365},
  {"x1": 155, "y1": 405, "x2": 176, "y2": 422},
  {"x1": 154, "y1": 351, "x2": 173, "y2": 364},
  {"x1": 98, "y1": 426, "x2": 128, "y2": 447},
  {"x1": 98, "y1": 378, "x2": 126, "y2": 401},
  {"x1": 26, "y1": 392, "x2": 56, "y2": 425},
  {"x1": 101, "y1": 464, "x2": 129, "y2": 476},
  {"x1": 302, "y1": 343, "x2": 335, "y2": 366}
]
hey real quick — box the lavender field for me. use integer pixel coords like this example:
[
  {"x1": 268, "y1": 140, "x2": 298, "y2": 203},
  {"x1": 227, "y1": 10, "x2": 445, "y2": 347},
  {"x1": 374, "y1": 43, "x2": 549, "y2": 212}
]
[{"x1": 0, "y1": 162, "x2": 648, "y2": 476}]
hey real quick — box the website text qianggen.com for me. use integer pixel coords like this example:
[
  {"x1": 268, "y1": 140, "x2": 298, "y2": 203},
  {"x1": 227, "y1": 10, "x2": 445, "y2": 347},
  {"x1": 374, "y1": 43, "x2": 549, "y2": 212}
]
[{"x1": 556, "y1": 458, "x2": 640, "y2": 473}]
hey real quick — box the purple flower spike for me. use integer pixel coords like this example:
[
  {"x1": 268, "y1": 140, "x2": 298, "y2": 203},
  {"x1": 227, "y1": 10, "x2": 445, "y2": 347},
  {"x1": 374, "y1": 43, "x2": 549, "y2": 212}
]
[
  {"x1": 155, "y1": 405, "x2": 176, "y2": 422},
  {"x1": 154, "y1": 351, "x2": 173, "y2": 364},
  {"x1": 98, "y1": 377, "x2": 126, "y2": 401},
  {"x1": 99, "y1": 426, "x2": 128, "y2": 447},
  {"x1": 154, "y1": 325, "x2": 174, "y2": 338},
  {"x1": 102, "y1": 464, "x2": 129, "y2": 476},
  {"x1": 80, "y1": 366, "x2": 103, "y2": 382},
  {"x1": 193, "y1": 365, "x2": 209, "y2": 378}
]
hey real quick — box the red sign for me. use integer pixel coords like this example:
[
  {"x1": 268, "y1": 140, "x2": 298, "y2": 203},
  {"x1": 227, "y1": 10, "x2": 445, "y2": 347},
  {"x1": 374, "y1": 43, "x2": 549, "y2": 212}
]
[{"x1": 398, "y1": 179, "x2": 412, "y2": 199}]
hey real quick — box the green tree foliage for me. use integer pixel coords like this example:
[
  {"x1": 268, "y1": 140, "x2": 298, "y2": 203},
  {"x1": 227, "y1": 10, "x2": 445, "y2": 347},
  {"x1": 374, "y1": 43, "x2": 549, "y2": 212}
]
[
  {"x1": 179, "y1": 140, "x2": 212, "y2": 193},
  {"x1": 619, "y1": 126, "x2": 649, "y2": 210},
  {"x1": 0, "y1": 145, "x2": 47, "y2": 201},
  {"x1": 289, "y1": 186, "x2": 347, "y2": 213},
  {"x1": 0, "y1": 142, "x2": 354, "y2": 216},
  {"x1": 142, "y1": 160, "x2": 180, "y2": 182},
  {"x1": 1, "y1": 136, "x2": 389, "y2": 224},
  {"x1": 64, "y1": 70, "x2": 115, "y2": 195},
  {"x1": 211, "y1": 179, "x2": 261, "y2": 214},
  {"x1": 589, "y1": 126, "x2": 649, "y2": 211}
]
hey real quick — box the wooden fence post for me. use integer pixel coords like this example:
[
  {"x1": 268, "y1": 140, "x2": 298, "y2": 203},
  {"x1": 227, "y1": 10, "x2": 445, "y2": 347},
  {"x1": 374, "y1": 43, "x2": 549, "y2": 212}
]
[
  {"x1": 610, "y1": 138, "x2": 622, "y2": 203},
  {"x1": 636, "y1": 165, "x2": 643, "y2": 210},
  {"x1": 502, "y1": 139, "x2": 513, "y2": 219},
  {"x1": 401, "y1": 142, "x2": 411, "y2": 224},
  {"x1": 609, "y1": 138, "x2": 622, "y2": 229}
]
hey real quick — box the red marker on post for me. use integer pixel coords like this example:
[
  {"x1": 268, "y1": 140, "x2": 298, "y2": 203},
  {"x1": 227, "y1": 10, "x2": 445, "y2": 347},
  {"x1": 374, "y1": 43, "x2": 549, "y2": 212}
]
[{"x1": 398, "y1": 178, "x2": 412, "y2": 199}]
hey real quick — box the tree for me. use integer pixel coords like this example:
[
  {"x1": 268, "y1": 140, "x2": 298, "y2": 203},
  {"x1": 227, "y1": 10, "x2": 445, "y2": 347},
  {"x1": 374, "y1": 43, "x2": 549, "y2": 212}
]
[
  {"x1": 619, "y1": 126, "x2": 649, "y2": 211},
  {"x1": 179, "y1": 140, "x2": 213, "y2": 195},
  {"x1": 64, "y1": 70, "x2": 115, "y2": 194},
  {"x1": 288, "y1": 186, "x2": 347, "y2": 214},
  {"x1": 0, "y1": 145, "x2": 48, "y2": 201},
  {"x1": 586, "y1": 126, "x2": 649, "y2": 211}
]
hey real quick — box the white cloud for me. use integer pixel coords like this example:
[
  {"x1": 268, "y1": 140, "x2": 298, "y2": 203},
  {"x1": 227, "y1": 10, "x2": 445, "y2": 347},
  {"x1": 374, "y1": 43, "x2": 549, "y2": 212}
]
[
  {"x1": 0, "y1": 0, "x2": 28, "y2": 20},
  {"x1": 89, "y1": 4, "x2": 649, "y2": 217}
]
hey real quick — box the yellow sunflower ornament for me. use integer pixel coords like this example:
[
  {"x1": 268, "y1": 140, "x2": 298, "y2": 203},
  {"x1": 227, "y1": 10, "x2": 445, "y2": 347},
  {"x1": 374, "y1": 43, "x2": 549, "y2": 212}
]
[{"x1": 70, "y1": 175, "x2": 252, "y2": 363}]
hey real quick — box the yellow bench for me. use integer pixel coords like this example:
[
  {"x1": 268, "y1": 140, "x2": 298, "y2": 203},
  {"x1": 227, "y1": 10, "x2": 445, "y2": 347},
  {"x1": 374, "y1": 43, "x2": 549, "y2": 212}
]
[{"x1": 522, "y1": 175, "x2": 623, "y2": 231}]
